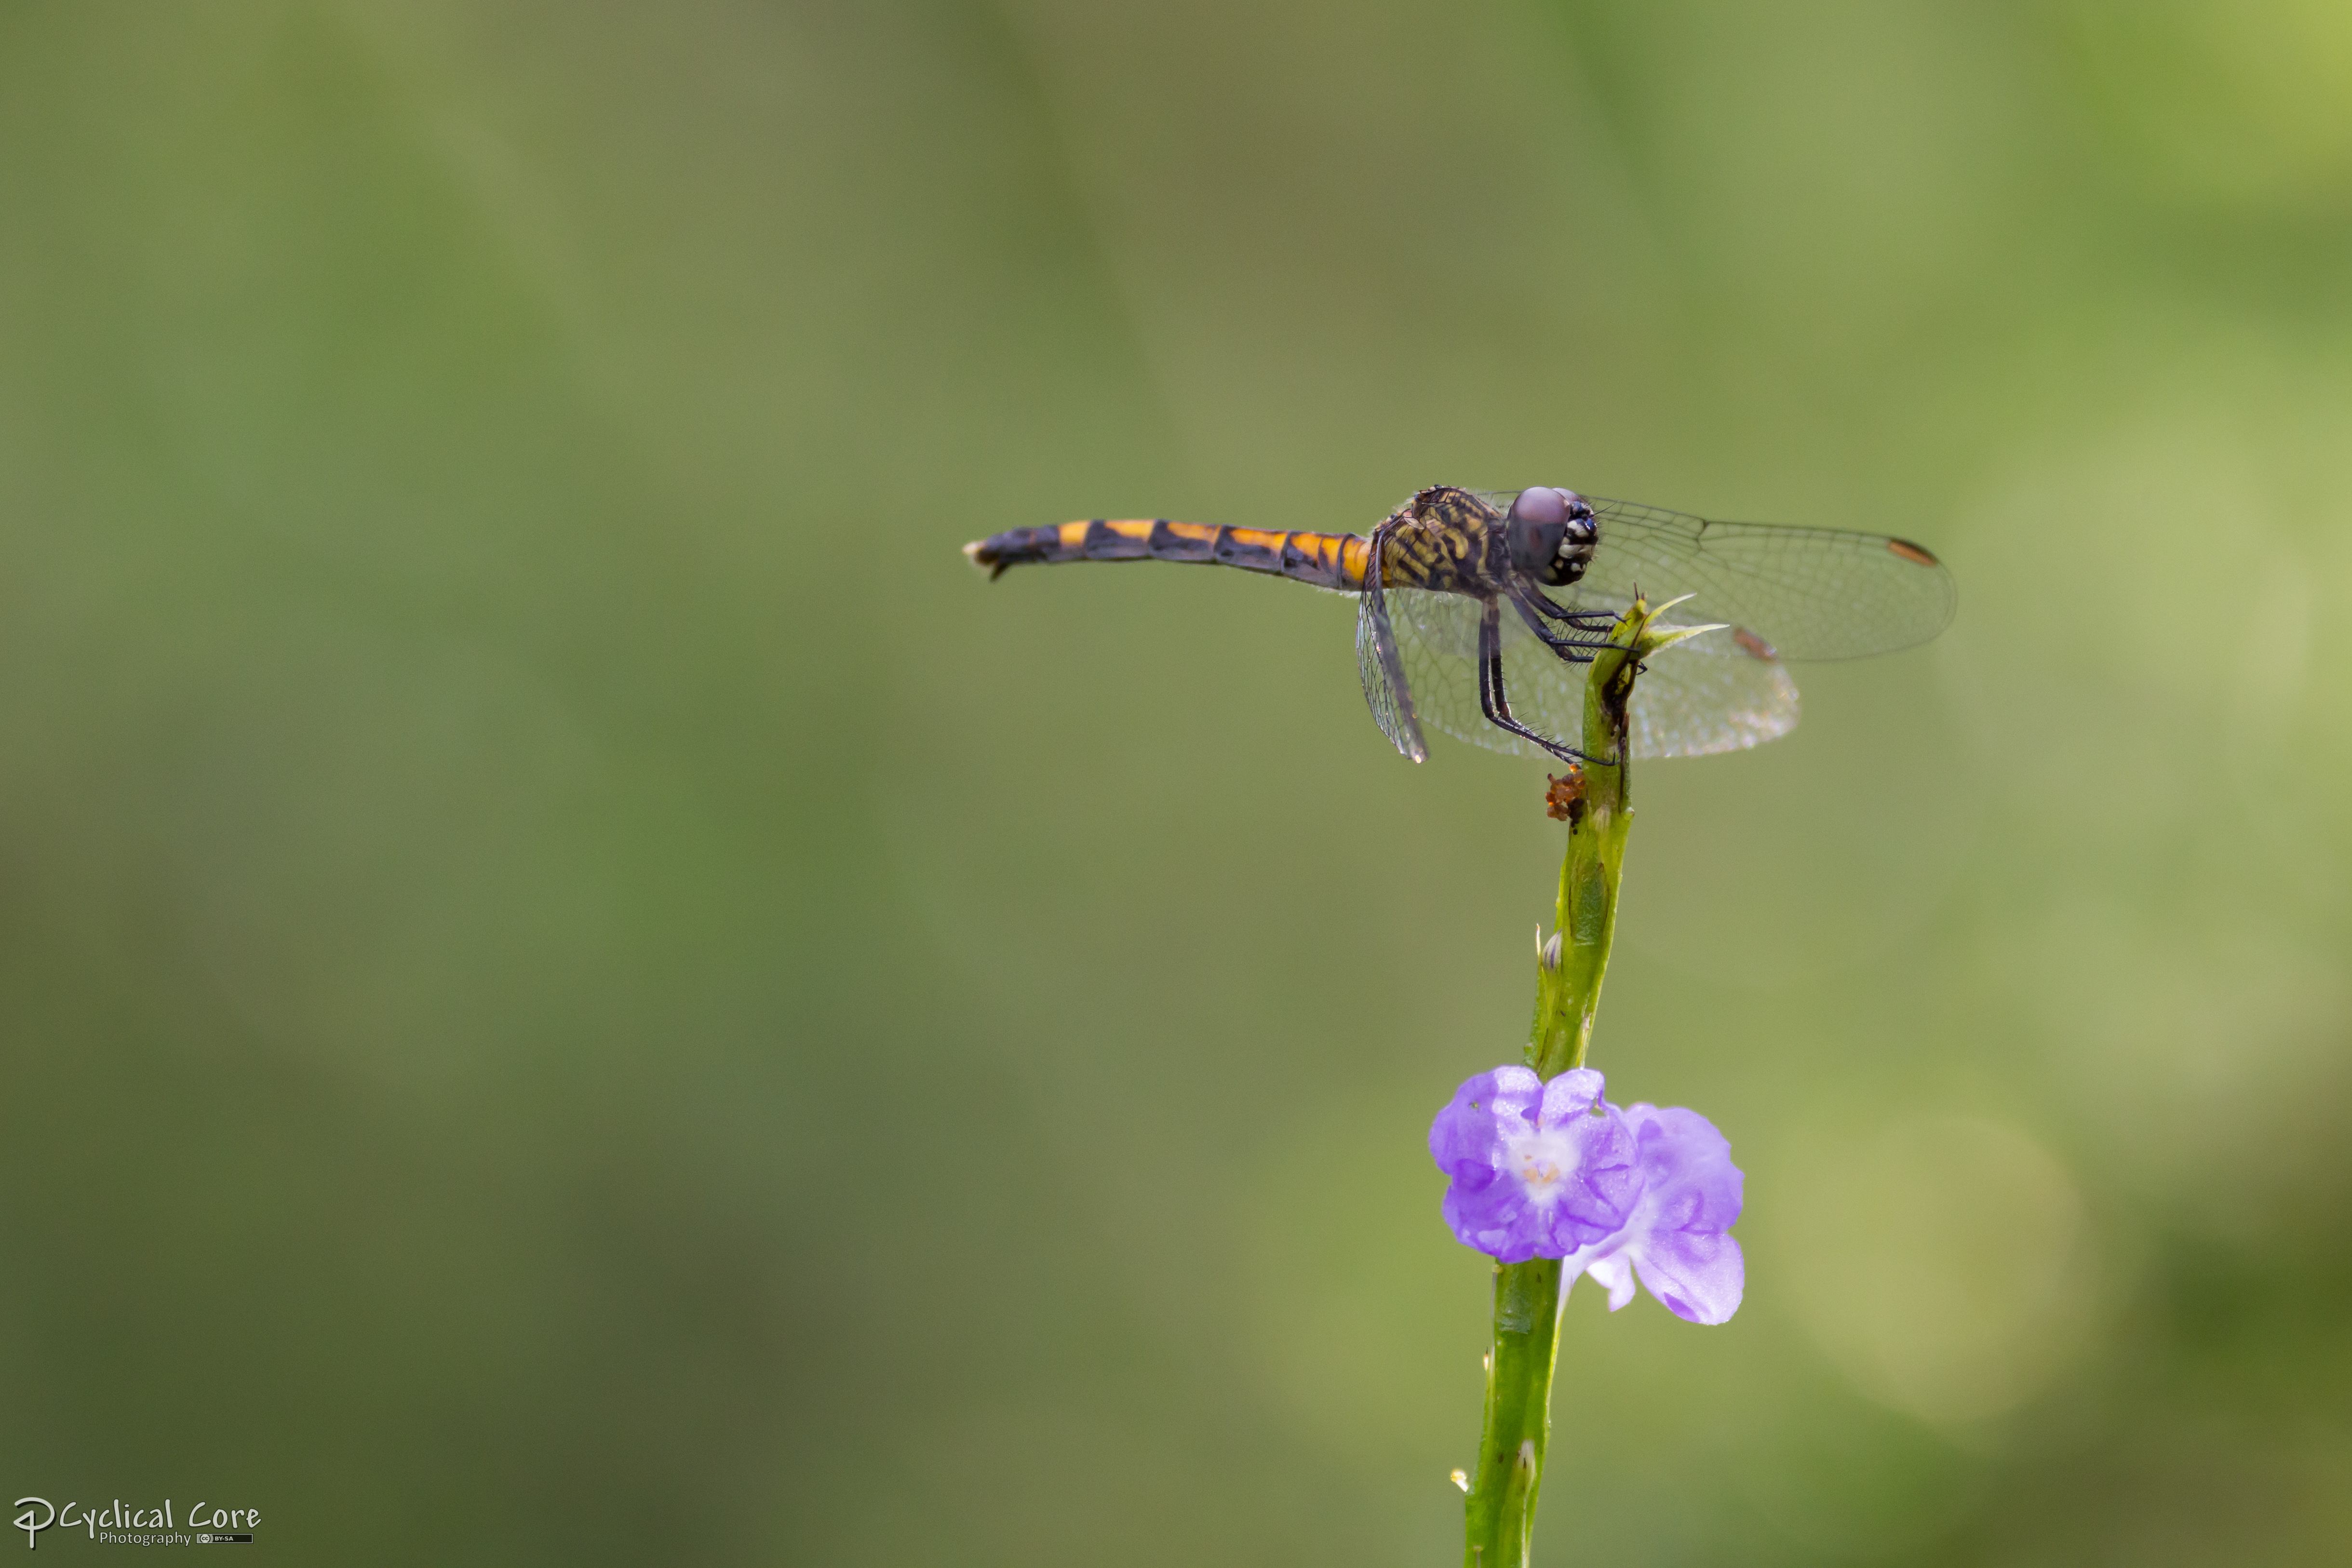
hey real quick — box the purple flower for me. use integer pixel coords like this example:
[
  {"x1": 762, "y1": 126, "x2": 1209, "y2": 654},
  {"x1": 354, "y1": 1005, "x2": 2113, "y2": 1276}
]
[
  {"x1": 1427, "y1": 1067, "x2": 1640, "y2": 1265},
  {"x1": 1430, "y1": 1067, "x2": 1745, "y2": 1324},
  {"x1": 1565, "y1": 1103, "x2": 1745, "y2": 1325}
]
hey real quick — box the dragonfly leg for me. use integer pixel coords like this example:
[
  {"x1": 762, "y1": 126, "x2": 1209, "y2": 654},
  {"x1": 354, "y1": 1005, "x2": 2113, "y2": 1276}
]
[
  {"x1": 1520, "y1": 587, "x2": 1624, "y2": 630},
  {"x1": 1507, "y1": 589, "x2": 1630, "y2": 663},
  {"x1": 1479, "y1": 599, "x2": 1610, "y2": 766}
]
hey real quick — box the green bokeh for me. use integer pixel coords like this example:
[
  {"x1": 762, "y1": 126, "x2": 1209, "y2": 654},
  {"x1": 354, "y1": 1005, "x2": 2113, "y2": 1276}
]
[{"x1": 1, "y1": 2, "x2": 2348, "y2": 1562}]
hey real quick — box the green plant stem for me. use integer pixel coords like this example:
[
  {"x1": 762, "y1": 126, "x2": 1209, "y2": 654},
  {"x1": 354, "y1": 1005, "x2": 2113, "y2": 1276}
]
[{"x1": 1464, "y1": 596, "x2": 1658, "y2": 1568}]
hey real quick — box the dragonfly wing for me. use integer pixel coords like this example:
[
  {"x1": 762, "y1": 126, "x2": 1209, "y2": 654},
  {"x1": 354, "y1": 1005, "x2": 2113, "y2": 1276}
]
[
  {"x1": 1380, "y1": 589, "x2": 1488, "y2": 754},
  {"x1": 1471, "y1": 491, "x2": 1955, "y2": 661},
  {"x1": 1373, "y1": 587, "x2": 1802, "y2": 763},
  {"x1": 1355, "y1": 581, "x2": 1428, "y2": 762},
  {"x1": 1387, "y1": 589, "x2": 1584, "y2": 761},
  {"x1": 1487, "y1": 609, "x2": 1800, "y2": 760},
  {"x1": 1620, "y1": 624, "x2": 1801, "y2": 757}
]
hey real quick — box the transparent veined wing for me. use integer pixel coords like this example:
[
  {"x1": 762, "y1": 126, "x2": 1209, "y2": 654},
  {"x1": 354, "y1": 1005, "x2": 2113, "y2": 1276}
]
[
  {"x1": 1356, "y1": 589, "x2": 1487, "y2": 763},
  {"x1": 1469, "y1": 491, "x2": 1955, "y2": 661},
  {"x1": 1363, "y1": 587, "x2": 1799, "y2": 761},
  {"x1": 1617, "y1": 622, "x2": 1801, "y2": 757},
  {"x1": 1354, "y1": 576, "x2": 1428, "y2": 763}
]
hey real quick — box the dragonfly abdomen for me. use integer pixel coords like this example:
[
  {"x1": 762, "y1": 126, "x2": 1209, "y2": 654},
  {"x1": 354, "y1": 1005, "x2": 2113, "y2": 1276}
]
[{"x1": 967, "y1": 519, "x2": 1372, "y2": 590}]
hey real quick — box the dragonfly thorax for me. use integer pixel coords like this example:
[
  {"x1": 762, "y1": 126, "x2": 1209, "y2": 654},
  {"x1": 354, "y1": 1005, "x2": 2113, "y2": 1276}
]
[{"x1": 1506, "y1": 487, "x2": 1598, "y2": 588}]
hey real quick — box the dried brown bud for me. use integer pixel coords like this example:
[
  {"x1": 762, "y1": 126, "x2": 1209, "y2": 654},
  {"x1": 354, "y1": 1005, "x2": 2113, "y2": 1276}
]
[{"x1": 1544, "y1": 766, "x2": 1586, "y2": 821}]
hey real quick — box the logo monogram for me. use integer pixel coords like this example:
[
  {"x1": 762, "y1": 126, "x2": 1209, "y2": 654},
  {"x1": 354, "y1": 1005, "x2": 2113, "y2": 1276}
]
[{"x1": 10, "y1": 1501, "x2": 52, "y2": 1550}]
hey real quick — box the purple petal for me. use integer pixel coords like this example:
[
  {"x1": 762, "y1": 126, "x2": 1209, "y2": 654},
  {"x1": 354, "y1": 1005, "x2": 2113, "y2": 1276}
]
[
  {"x1": 1618, "y1": 1104, "x2": 1746, "y2": 1325},
  {"x1": 1633, "y1": 1230, "x2": 1745, "y2": 1325},
  {"x1": 1536, "y1": 1068, "x2": 1604, "y2": 1130},
  {"x1": 1583, "y1": 1249, "x2": 1637, "y2": 1311},
  {"x1": 1549, "y1": 1102, "x2": 1640, "y2": 1239},
  {"x1": 1428, "y1": 1066, "x2": 1538, "y2": 1178}
]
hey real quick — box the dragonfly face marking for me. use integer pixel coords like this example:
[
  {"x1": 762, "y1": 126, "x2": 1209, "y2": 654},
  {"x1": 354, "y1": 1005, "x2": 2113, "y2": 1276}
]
[
  {"x1": 967, "y1": 481, "x2": 1954, "y2": 768},
  {"x1": 1506, "y1": 487, "x2": 1599, "y2": 588}
]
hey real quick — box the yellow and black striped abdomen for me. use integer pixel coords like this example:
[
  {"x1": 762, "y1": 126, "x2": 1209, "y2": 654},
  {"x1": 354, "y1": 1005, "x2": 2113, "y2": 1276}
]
[{"x1": 965, "y1": 519, "x2": 1373, "y2": 591}]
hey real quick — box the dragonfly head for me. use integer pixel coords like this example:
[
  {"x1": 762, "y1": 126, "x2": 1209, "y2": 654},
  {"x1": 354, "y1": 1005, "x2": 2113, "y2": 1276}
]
[{"x1": 1506, "y1": 487, "x2": 1599, "y2": 587}]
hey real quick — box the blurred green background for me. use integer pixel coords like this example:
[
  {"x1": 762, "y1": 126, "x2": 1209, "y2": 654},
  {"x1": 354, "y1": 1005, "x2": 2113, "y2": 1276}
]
[{"x1": 2, "y1": 1, "x2": 2349, "y2": 1562}]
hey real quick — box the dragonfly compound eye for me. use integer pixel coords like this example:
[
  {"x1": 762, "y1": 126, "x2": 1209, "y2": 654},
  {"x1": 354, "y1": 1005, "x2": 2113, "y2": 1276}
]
[
  {"x1": 1510, "y1": 487, "x2": 1569, "y2": 527},
  {"x1": 1508, "y1": 488, "x2": 1595, "y2": 586},
  {"x1": 1508, "y1": 488, "x2": 1568, "y2": 583}
]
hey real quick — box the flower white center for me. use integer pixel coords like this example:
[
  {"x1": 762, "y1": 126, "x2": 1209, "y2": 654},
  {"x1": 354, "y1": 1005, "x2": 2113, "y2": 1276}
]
[{"x1": 1505, "y1": 1127, "x2": 1578, "y2": 1204}]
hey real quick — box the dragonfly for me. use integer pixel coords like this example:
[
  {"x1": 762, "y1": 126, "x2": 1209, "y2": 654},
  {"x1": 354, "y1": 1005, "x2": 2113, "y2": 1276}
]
[{"x1": 965, "y1": 484, "x2": 1954, "y2": 766}]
